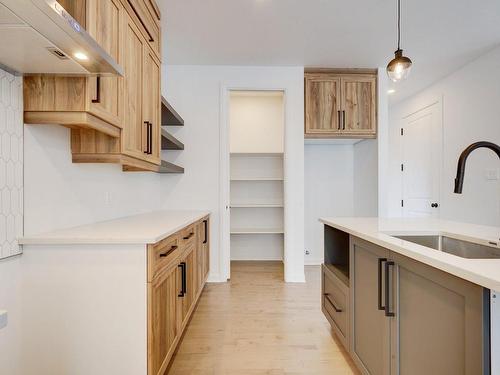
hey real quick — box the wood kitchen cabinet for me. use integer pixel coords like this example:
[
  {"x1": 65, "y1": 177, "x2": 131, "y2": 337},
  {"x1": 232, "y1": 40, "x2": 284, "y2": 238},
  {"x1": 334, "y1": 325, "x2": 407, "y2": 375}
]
[
  {"x1": 305, "y1": 71, "x2": 377, "y2": 139},
  {"x1": 147, "y1": 216, "x2": 210, "y2": 375},
  {"x1": 24, "y1": 0, "x2": 169, "y2": 172},
  {"x1": 24, "y1": 0, "x2": 124, "y2": 136},
  {"x1": 348, "y1": 237, "x2": 486, "y2": 375}
]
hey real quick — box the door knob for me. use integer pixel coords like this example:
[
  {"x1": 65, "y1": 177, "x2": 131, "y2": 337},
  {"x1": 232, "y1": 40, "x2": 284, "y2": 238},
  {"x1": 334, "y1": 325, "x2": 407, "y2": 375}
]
[{"x1": 431, "y1": 202, "x2": 439, "y2": 208}]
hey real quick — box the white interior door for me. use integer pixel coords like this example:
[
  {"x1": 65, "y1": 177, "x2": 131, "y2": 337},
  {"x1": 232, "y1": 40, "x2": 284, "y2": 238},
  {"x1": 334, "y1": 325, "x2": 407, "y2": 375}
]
[{"x1": 401, "y1": 101, "x2": 442, "y2": 218}]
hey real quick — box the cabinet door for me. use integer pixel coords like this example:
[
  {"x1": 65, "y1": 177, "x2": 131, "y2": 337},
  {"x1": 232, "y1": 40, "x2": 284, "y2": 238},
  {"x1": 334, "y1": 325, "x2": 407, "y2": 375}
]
[
  {"x1": 142, "y1": 46, "x2": 161, "y2": 164},
  {"x1": 391, "y1": 252, "x2": 484, "y2": 375},
  {"x1": 341, "y1": 76, "x2": 376, "y2": 136},
  {"x1": 148, "y1": 263, "x2": 179, "y2": 375},
  {"x1": 86, "y1": 0, "x2": 123, "y2": 127},
  {"x1": 122, "y1": 14, "x2": 147, "y2": 159},
  {"x1": 178, "y1": 244, "x2": 196, "y2": 329},
  {"x1": 351, "y1": 237, "x2": 392, "y2": 375},
  {"x1": 304, "y1": 75, "x2": 342, "y2": 136}
]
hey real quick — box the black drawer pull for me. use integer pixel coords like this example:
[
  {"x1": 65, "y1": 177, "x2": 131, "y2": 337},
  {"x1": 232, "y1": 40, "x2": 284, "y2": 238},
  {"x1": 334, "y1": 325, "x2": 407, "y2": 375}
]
[
  {"x1": 378, "y1": 258, "x2": 387, "y2": 311},
  {"x1": 159, "y1": 245, "x2": 177, "y2": 257},
  {"x1": 342, "y1": 110, "x2": 346, "y2": 130},
  {"x1": 385, "y1": 261, "x2": 395, "y2": 317},
  {"x1": 183, "y1": 232, "x2": 194, "y2": 240},
  {"x1": 324, "y1": 293, "x2": 342, "y2": 313}
]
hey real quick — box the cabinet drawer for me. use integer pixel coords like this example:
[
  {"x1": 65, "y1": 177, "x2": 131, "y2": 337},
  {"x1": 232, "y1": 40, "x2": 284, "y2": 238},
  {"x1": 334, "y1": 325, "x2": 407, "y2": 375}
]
[
  {"x1": 148, "y1": 233, "x2": 180, "y2": 281},
  {"x1": 322, "y1": 265, "x2": 349, "y2": 346},
  {"x1": 124, "y1": 0, "x2": 160, "y2": 56},
  {"x1": 180, "y1": 224, "x2": 196, "y2": 247}
]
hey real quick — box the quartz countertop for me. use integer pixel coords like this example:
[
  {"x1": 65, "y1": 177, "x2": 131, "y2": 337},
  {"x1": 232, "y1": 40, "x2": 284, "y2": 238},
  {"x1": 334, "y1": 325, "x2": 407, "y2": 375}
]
[
  {"x1": 19, "y1": 210, "x2": 210, "y2": 245},
  {"x1": 320, "y1": 217, "x2": 500, "y2": 291}
]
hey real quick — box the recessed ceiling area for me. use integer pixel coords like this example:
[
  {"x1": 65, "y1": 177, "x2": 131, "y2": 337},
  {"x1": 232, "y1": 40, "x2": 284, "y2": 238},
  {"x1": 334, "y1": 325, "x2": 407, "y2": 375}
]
[{"x1": 161, "y1": 0, "x2": 500, "y2": 101}]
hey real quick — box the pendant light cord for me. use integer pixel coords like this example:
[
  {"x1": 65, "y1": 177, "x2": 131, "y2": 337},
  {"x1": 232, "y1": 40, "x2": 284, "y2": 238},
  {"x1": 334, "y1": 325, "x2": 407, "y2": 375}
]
[{"x1": 397, "y1": 0, "x2": 401, "y2": 50}]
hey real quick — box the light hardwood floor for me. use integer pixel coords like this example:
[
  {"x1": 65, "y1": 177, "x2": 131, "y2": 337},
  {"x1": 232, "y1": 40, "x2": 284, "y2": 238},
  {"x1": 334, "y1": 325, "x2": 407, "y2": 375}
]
[{"x1": 168, "y1": 261, "x2": 358, "y2": 374}]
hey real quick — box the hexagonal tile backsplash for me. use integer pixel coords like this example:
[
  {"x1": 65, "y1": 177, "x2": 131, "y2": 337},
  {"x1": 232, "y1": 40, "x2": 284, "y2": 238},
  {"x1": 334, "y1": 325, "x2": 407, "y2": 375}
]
[{"x1": 0, "y1": 69, "x2": 23, "y2": 259}]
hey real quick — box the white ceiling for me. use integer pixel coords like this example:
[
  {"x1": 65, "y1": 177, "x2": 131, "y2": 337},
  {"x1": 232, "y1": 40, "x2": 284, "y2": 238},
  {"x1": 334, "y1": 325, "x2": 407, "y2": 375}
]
[{"x1": 160, "y1": 0, "x2": 500, "y2": 101}]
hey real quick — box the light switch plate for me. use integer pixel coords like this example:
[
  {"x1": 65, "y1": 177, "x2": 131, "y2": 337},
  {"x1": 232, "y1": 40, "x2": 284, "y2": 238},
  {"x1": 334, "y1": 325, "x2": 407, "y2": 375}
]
[{"x1": 0, "y1": 310, "x2": 7, "y2": 330}]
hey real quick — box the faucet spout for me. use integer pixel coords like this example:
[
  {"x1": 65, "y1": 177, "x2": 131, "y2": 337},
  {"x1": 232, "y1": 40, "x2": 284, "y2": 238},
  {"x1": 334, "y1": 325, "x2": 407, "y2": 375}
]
[{"x1": 454, "y1": 141, "x2": 500, "y2": 194}]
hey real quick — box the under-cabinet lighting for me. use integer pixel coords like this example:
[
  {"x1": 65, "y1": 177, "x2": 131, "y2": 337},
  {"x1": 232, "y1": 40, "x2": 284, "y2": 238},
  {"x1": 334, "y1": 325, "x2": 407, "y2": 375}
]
[
  {"x1": 387, "y1": 89, "x2": 396, "y2": 94},
  {"x1": 74, "y1": 52, "x2": 89, "y2": 61}
]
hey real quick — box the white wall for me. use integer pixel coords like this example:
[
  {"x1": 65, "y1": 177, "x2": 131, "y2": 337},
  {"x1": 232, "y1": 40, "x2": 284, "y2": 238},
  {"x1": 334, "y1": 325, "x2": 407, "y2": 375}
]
[
  {"x1": 164, "y1": 65, "x2": 305, "y2": 282},
  {"x1": 388, "y1": 47, "x2": 500, "y2": 226},
  {"x1": 354, "y1": 139, "x2": 378, "y2": 216},
  {"x1": 304, "y1": 145, "x2": 354, "y2": 264},
  {"x1": 229, "y1": 92, "x2": 284, "y2": 153}
]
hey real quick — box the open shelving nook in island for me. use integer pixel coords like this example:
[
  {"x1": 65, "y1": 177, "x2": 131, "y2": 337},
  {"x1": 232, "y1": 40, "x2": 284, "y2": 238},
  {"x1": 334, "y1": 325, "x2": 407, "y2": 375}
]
[{"x1": 228, "y1": 90, "x2": 285, "y2": 261}]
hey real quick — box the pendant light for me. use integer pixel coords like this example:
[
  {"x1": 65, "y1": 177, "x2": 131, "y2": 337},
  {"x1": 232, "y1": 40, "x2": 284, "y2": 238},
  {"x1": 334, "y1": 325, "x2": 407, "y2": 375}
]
[{"x1": 387, "y1": 0, "x2": 412, "y2": 82}]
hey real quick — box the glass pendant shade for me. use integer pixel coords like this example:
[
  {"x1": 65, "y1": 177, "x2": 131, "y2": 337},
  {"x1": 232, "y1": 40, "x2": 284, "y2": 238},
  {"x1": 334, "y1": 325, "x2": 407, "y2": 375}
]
[{"x1": 387, "y1": 49, "x2": 412, "y2": 82}]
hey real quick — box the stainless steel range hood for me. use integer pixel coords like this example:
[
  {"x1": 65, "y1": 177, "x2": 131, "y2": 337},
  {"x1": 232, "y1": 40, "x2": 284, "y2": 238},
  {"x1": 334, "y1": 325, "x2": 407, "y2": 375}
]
[{"x1": 0, "y1": 0, "x2": 123, "y2": 76}]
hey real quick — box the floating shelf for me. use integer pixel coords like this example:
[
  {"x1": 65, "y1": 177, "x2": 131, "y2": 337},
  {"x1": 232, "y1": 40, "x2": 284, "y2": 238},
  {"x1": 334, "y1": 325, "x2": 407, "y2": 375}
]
[
  {"x1": 230, "y1": 228, "x2": 284, "y2": 234},
  {"x1": 161, "y1": 128, "x2": 184, "y2": 150},
  {"x1": 161, "y1": 96, "x2": 184, "y2": 126},
  {"x1": 157, "y1": 160, "x2": 184, "y2": 174},
  {"x1": 230, "y1": 152, "x2": 283, "y2": 157},
  {"x1": 230, "y1": 203, "x2": 283, "y2": 208}
]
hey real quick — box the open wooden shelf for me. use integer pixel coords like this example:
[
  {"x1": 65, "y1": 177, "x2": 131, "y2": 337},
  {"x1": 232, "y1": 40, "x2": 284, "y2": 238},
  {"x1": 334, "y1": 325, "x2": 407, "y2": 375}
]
[
  {"x1": 161, "y1": 96, "x2": 184, "y2": 126},
  {"x1": 161, "y1": 128, "x2": 184, "y2": 150}
]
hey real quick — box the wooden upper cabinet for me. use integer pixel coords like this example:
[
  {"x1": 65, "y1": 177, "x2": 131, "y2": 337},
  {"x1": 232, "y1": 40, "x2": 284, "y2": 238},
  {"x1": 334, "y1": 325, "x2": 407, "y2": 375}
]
[
  {"x1": 142, "y1": 46, "x2": 161, "y2": 164},
  {"x1": 86, "y1": 0, "x2": 124, "y2": 127},
  {"x1": 341, "y1": 75, "x2": 377, "y2": 136},
  {"x1": 305, "y1": 75, "x2": 342, "y2": 135},
  {"x1": 24, "y1": 0, "x2": 124, "y2": 132},
  {"x1": 122, "y1": 15, "x2": 146, "y2": 159},
  {"x1": 305, "y1": 71, "x2": 377, "y2": 139}
]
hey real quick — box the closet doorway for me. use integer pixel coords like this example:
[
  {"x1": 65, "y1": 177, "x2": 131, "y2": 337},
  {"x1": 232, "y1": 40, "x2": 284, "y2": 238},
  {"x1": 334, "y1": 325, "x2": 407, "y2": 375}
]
[{"x1": 222, "y1": 90, "x2": 285, "y2": 280}]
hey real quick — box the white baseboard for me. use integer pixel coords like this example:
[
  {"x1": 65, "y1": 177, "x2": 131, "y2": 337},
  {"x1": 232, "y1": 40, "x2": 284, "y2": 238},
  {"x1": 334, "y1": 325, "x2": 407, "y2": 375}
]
[{"x1": 304, "y1": 258, "x2": 323, "y2": 266}]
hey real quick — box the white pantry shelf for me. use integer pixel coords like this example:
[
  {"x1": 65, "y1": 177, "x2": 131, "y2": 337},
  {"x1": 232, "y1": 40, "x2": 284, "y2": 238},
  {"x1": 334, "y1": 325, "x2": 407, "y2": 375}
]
[
  {"x1": 230, "y1": 203, "x2": 284, "y2": 208},
  {"x1": 230, "y1": 228, "x2": 285, "y2": 234},
  {"x1": 230, "y1": 177, "x2": 284, "y2": 181}
]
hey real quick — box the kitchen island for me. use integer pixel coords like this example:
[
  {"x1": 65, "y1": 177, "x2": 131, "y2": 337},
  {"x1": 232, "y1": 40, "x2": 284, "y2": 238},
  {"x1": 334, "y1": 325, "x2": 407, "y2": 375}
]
[
  {"x1": 18, "y1": 210, "x2": 210, "y2": 375},
  {"x1": 319, "y1": 217, "x2": 499, "y2": 375}
]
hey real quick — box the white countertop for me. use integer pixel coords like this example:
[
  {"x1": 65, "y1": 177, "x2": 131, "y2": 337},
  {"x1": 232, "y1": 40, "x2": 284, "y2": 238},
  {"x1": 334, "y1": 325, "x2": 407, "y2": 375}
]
[
  {"x1": 19, "y1": 210, "x2": 210, "y2": 245},
  {"x1": 320, "y1": 217, "x2": 500, "y2": 291}
]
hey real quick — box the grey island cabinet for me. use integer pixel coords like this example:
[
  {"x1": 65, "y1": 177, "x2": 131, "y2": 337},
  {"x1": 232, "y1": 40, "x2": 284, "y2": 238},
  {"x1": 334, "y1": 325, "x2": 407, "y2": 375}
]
[{"x1": 321, "y1": 224, "x2": 490, "y2": 375}]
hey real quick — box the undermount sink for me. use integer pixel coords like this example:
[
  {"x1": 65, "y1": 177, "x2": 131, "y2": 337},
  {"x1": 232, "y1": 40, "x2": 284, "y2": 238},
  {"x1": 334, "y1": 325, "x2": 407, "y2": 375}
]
[{"x1": 393, "y1": 235, "x2": 500, "y2": 259}]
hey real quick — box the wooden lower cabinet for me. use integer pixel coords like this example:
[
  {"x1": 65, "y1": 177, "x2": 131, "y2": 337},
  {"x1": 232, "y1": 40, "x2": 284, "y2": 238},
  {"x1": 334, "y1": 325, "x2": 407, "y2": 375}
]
[
  {"x1": 147, "y1": 216, "x2": 210, "y2": 375},
  {"x1": 323, "y1": 235, "x2": 487, "y2": 375},
  {"x1": 148, "y1": 262, "x2": 179, "y2": 375}
]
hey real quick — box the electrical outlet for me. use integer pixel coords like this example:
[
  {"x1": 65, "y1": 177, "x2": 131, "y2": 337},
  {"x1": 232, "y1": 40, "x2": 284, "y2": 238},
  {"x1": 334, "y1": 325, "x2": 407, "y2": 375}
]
[
  {"x1": 104, "y1": 192, "x2": 112, "y2": 205},
  {"x1": 305, "y1": 250, "x2": 310, "y2": 255},
  {"x1": 0, "y1": 310, "x2": 7, "y2": 330},
  {"x1": 485, "y1": 169, "x2": 500, "y2": 181}
]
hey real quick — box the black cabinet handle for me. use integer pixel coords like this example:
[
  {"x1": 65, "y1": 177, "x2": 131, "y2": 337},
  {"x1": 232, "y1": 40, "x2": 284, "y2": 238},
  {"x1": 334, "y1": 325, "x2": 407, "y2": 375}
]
[
  {"x1": 183, "y1": 232, "x2": 194, "y2": 240},
  {"x1": 91, "y1": 76, "x2": 101, "y2": 103},
  {"x1": 149, "y1": 122, "x2": 153, "y2": 155},
  {"x1": 385, "y1": 261, "x2": 395, "y2": 317},
  {"x1": 159, "y1": 245, "x2": 177, "y2": 257},
  {"x1": 203, "y1": 220, "x2": 208, "y2": 244},
  {"x1": 378, "y1": 258, "x2": 387, "y2": 311},
  {"x1": 181, "y1": 261, "x2": 187, "y2": 295},
  {"x1": 144, "y1": 121, "x2": 150, "y2": 154},
  {"x1": 337, "y1": 111, "x2": 341, "y2": 130},
  {"x1": 177, "y1": 263, "x2": 185, "y2": 297},
  {"x1": 342, "y1": 110, "x2": 346, "y2": 130},
  {"x1": 323, "y1": 293, "x2": 342, "y2": 312}
]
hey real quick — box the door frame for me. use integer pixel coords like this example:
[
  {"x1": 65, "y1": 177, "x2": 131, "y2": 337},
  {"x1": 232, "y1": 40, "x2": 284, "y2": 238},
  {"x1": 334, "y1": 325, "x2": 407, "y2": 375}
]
[
  {"x1": 219, "y1": 85, "x2": 287, "y2": 282},
  {"x1": 400, "y1": 97, "x2": 443, "y2": 218}
]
